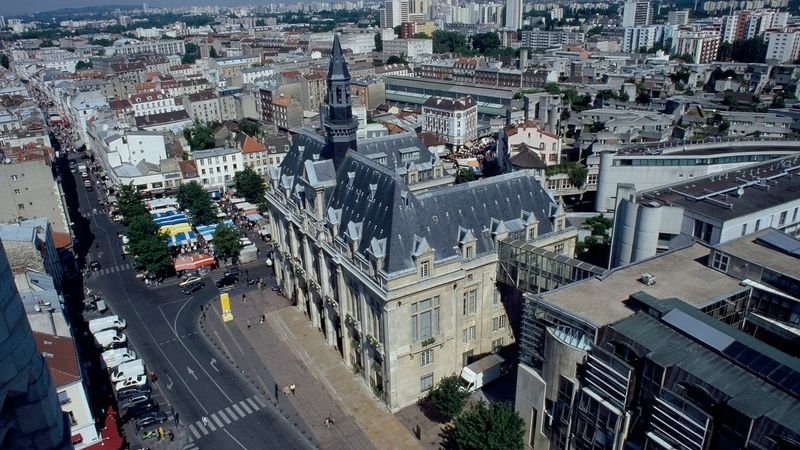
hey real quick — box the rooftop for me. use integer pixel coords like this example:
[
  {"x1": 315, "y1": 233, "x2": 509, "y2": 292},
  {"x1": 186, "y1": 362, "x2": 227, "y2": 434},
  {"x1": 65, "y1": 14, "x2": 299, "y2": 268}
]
[
  {"x1": 715, "y1": 228, "x2": 800, "y2": 281},
  {"x1": 32, "y1": 331, "x2": 81, "y2": 387},
  {"x1": 192, "y1": 146, "x2": 241, "y2": 159},
  {"x1": 537, "y1": 243, "x2": 744, "y2": 327},
  {"x1": 639, "y1": 154, "x2": 800, "y2": 222}
]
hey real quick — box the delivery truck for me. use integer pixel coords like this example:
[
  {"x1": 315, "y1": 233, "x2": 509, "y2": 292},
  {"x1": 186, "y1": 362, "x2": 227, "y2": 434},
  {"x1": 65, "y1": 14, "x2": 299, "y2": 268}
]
[
  {"x1": 88, "y1": 315, "x2": 126, "y2": 334},
  {"x1": 94, "y1": 330, "x2": 127, "y2": 350},
  {"x1": 110, "y1": 359, "x2": 145, "y2": 382},
  {"x1": 101, "y1": 348, "x2": 137, "y2": 369},
  {"x1": 460, "y1": 354, "x2": 506, "y2": 392}
]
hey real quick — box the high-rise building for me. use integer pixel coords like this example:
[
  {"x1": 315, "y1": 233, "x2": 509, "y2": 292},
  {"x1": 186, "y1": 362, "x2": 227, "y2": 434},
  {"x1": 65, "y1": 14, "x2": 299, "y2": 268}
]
[
  {"x1": 382, "y1": 0, "x2": 409, "y2": 28},
  {"x1": 672, "y1": 27, "x2": 721, "y2": 63},
  {"x1": 667, "y1": 9, "x2": 690, "y2": 25},
  {"x1": 765, "y1": 30, "x2": 800, "y2": 63},
  {"x1": 622, "y1": 0, "x2": 653, "y2": 27},
  {"x1": 505, "y1": 0, "x2": 523, "y2": 30},
  {"x1": 0, "y1": 238, "x2": 71, "y2": 449}
]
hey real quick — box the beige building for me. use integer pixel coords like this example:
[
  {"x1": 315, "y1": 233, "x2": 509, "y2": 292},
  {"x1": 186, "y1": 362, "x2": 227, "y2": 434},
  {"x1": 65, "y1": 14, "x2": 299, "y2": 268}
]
[
  {"x1": 300, "y1": 72, "x2": 327, "y2": 113},
  {"x1": 271, "y1": 95, "x2": 303, "y2": 130},
  {"x1": 184, "y1": 90, "x2": 221, "y2": 124},
  {"x1": 0, "y1": 146, "x2": 70, "y2": 234}
]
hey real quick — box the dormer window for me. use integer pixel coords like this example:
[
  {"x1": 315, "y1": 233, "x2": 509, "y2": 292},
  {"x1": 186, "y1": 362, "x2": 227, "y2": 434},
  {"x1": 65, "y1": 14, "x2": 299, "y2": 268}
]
[
  {"x1": 419, "y1": 260, "x2": 431, "y2": 279},
  {"x1": 465, "y1": 245, "x2": 474, "y2": 259}
]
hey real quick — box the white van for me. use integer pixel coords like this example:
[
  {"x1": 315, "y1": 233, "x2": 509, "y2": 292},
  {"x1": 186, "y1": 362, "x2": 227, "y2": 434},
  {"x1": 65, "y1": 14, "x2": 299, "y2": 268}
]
[
  {"x1": 89, "y1": 315, "x2": 126, "y2": 334},
  {"x1": 94, "y1": 330, "x2": 127, "y2": 349},
  {"x1": 110, "y1": 359, "x2": 145, "y2": 382},
  {"x1": 101, "y1": 348, "x2": 137, "y2": 369}
]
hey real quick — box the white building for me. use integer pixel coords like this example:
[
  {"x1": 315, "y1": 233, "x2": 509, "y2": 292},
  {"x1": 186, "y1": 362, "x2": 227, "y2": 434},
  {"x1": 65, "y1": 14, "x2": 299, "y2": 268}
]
[
  {"x1": 341, "y1": 33, "x2": 376, "y2": 54},
  {"x1": 192, "y1": 147, "x2": 244, "y2": 191},
  {"x1": 112, "y1": 38, "x2": 185, "y2": 56},
  {"x1": 622, "y1": 26, "x2": 663, "y2": 53},
  {"x1": 505, "y1": 0, "x2": 523, "y2": 29},
  {"x1": 622, "y1": 0, "x2": 653, "y2": 27},
  {"x1": 382, "y1": 0, "x2": 409, "y2": 28},
  {"x1": 521, "y1": 30, "x2": 585, "y2": 50},
  {"x1": 383, "y1": 38, "x2": 433, "y2": 59},
  {"x1": 129, "y1": 91, "x2": 183, "y2": 117},
  {"x1": 765, "y1": 30, "x2": 800, "y2": 63},
  {"x1": 422, "y1": 96, "x2": 478, "y2": 147},
  {"x1": 667, "y1": 9, "x2": 690, "y2": 25},
  {"x1": 672, "y1": 27, "x2": 721, "y2": 63}
]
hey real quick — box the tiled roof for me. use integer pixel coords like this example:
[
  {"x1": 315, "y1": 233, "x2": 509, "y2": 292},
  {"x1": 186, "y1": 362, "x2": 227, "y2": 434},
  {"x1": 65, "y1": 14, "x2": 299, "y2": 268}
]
[
  {"x1": 32, "y1": 331, "x2": 81, "y2": 387},
  {"x1": 239, "y1": 134, "x2": 266, "y2": 153}
]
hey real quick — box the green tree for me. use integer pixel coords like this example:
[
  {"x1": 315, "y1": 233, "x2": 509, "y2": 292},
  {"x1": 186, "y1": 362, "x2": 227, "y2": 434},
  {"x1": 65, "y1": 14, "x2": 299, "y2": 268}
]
[
  {"x1": 177, "y1": 181, "x2": 216, "y2": 225},
  {"x1": 636, "y1": 92, "x2": 652, "y2": 104},
  {"x1": 568, "y1": 165, "x2": 588, "y2": 189},
  {"x1": 455, "y1": 168, "x2": 478, "y2": 184},
  {"x1": 722, "y1": 93, "x2": 738, "y2": 109},
  {"x1": 212, "y1": 224, "x2": 242, "y2": 260},
  {"x1": 75, "y1": 60, "x2": 92, "y2": 71},
  {"x1": 183, "y1": 120, "x2": 215, "y2": 150},
  {"x1": 471, "y1": 32, "x2": 501, "y2": 54},
  {"x1": 117, "y1": 184, "x2": 148, "y2": 220},
  {"x1": 209, "y1": 46, "x2": 218, "y2": 58},
  {"x1": 772, "y1": 96, "x2": 786, "y2": 108},
  {"x1": 413, "y1": 32, "x2": 430, "y2": 39},
  {"x1": 0, "y1": 54, "x2": 10, "y2": 69},
  {"x1": 182, "y1": 42, "x2": 199, "y2": 64},
  {"x1": 127, "y1": 214, "x2": 160, "y2": 246},
  {"x1": 238, "y1": 118, "x2": 260, "y2": 137},
  {"x1": 374, "y1": 32, "x2": 382, "y2": 52},
  {"x1": 584, "y1": 214, "x2": 612, "y2": 238},
  {"x1": 433, "y1": 30, "x2": 467, "y2": 54},
  {"x1": 428, "y1": 375, "x2": 469, "y2": 421},
  {"x1": 453, "y1": 401, "x2": 525, "y2": 450},
  {"x1": 133, "y1": 234, "x2": 173, "y2": 276},
  {"x1": 386, "y1": 54, "x2": 407, "y2": 65},
  {"x1": 393, "y1": 25, "x2": 402, "y2": 36},
  {"x1": 234, "y1": 166, "x2": 265, "y2": 203}
]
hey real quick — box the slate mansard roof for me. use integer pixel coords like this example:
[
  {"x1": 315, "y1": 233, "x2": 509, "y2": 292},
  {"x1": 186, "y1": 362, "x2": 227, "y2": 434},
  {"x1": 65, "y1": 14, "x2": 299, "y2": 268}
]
[{"x1": 277, "y1": 130, "x2": 560, "y2": 275}]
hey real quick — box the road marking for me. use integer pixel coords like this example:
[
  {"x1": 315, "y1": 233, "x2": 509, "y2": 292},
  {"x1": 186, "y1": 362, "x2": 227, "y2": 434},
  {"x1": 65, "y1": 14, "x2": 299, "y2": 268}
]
[
  {"x1": 217, "y1": 409, "x2": 232, "y2": 424},
  {"x1": 165, "y1": 375, "x2": 174, "y2": 390},
  {"x1": 187, "y1": 366, "x2": 198, "y2": 380},
  {"x1": 211, "y1": 412, "x2": 224, "y2": 428},
  {"x1": 188, "y1": 424, "x2": 201, "y2": 439},
  {"x1": 205, "y1": 417, "x2": 217, "y2": 432},
  {"x1": 254, "y1": 395, "x2": 267, "y2": 407},
  {"x1": 210, "y1": 358, "x2": 219, "y2": 372},
  {"x1": 231, "y1": 403, "x2": 245, "y2": 418},
  {"x1": 246, "y1": 397, "x2": 260, "y2": 410},
  {"x1": 197, "y1": 422, "x2": 209, "y2": 435},
  {"x1": 225, "y1": 406, "x2": 237, "y2": 421},
  {"x1": 183, "y1": 445, "x2": 199, "y2": 450},
  {"x1": 239, "y1": 400, "x2": 253, "y2": 415}
]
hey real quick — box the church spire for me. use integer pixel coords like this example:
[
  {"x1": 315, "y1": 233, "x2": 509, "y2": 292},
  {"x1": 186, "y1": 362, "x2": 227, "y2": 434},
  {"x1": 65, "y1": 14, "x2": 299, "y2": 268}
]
[{"x1": 322, "y1": 34, "x2": 359, "y2": 168}]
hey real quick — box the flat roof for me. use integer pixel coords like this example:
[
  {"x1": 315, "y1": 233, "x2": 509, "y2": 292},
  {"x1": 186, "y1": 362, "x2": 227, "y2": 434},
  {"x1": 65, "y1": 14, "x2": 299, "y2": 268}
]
[
  {"x1": 639, "y1": 154, "x2": 800, "y2": 222},
  {"x1": 715, "y1": 228, "x2": 800, "y2": 281},
  {"x1": 537, "y1": 243, "x2": 744, "y2": 327}
]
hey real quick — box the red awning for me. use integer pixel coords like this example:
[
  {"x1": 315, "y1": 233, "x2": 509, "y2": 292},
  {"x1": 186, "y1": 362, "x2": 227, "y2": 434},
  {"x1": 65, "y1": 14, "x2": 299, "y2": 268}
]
[
  {"x1": 85, "y1": 405, "x2": 124, "y2": 450},
  {"x1": 174, "y1": 253, "x2": 215, "y2": 271}
]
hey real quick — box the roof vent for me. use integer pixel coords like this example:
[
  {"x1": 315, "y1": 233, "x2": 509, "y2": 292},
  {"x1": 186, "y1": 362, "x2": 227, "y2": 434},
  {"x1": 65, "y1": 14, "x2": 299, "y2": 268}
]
[{"x1": 640, "y1": 273, "x2": 656, "y2": 286}]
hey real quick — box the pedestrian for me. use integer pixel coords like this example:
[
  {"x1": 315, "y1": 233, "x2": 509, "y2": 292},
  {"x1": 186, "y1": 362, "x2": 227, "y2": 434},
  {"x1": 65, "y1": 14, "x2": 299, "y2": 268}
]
[
  {"x1": 174, "y1": 412, "x2": 180, "y2": 426},
  {"x1": 290, "y1": 384, "x2": 296, "y2": 395},
  {"x1": 242, "y1": 293, "x2": 247, "y2": 303},
  {"x1": 247, "y1": 319, "x2": 251, "y2": 329},
  {"x1": 260, "y1": 314, "x2": 265, "y2": 324},
  {"x1": 168, "y1": 430, "x2": 174, "y2": 441},
  {"x1": 274, "y1": 383, "x2": 279, "y2": 400},
  {"x1": 202, "y1": 416, "x2": 209, "y2": 427}
]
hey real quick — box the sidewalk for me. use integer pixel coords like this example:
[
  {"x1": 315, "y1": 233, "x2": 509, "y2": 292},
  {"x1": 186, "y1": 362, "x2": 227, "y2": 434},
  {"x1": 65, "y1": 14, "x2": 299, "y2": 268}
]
[{"x1": 205, "y1": 290, "x2": 422, "y2": 450}]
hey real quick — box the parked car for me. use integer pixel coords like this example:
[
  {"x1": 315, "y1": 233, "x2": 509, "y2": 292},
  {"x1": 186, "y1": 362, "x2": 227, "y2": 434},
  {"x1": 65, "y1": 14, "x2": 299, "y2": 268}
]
[
  {"x1": 115, "y1": 374, "x2": 147, "y2": 391},
  {"x1": 118, "y1": 393, "x2": 150, "y2": 409},
  {"x1": 123, "y1": 400, "x2": 159, "y2": 422},
  {"x1": 224, "y1": 266, "x2": 240, "y2": 277},
  {"x1": 134, "y1": 411, "x2": 168, "y2": 430},
  {"x1": 116, "y1": 385, "x2": 151, "y2": 402},
  {"x1": 83, "y1": 180, "x2": 91, "y2": 187},
  {"x1": 179, "y1": 276, "x2": 202, "y2": 287},
  {"x1": 182, "y1": 281, "x2": 205, "y2": 295},
  {"x1": 215, "y1": 275, "x2": 238, "y2": 288},
  {"x1": 89, "y1": 261, "x2": 101, "y2": 271}
]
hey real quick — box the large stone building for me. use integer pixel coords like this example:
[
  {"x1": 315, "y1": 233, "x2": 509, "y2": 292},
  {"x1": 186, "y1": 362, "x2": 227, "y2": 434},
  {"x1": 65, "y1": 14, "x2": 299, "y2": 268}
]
[
  {"x1": 265, "y1": 36, "x2": 576, "y2": 411},
  {"x1": 422, "y1": 96, "x2": 478, "y2": 148},
  {"x1": 0, "y1": 238, "x2": 71, "y2": 449}
]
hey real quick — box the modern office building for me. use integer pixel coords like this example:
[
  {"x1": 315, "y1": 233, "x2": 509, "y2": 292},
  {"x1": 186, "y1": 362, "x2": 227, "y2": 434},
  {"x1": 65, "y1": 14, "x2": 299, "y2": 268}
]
[
  {"x1": 265, "y1": 36, "x2": 577, "y2": 411},
  {"x1": 514, "y1": 240, "x2": 800, "y2": 450},
  {"x1": 0, "y1": 238, "x2": 71, "y2": 449},
  {"x1": 609, "y1": 153, "x2": 800, "y2": 267},
  {"x1": 505, "y1": 0, "x2": 523, "y2": 30}
]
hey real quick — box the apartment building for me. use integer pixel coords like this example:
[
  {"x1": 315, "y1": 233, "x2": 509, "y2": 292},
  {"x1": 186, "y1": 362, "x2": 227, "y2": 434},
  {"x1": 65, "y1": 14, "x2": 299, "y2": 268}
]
[
  {"x1": 422, "y1": 96, "x2": 478, "y2": 147},
  {"x1": 112, "y1": 38, "x2": 185, "y2": 56},
  {"x1": 672, "y1": 27, "x2": 721, "y2": 64},
  {"x1": 129, "y1": 90, "x2": 182, "y2": 117},
  {"x1": 520, "y1": 30, "x2": 586, "y2": 50},
  {"x1": 184, "y1": 90, "x2": 221, "y2": 124},
  {"x1": 192, "y1": 147, "x2": 243, "y2": 191}
]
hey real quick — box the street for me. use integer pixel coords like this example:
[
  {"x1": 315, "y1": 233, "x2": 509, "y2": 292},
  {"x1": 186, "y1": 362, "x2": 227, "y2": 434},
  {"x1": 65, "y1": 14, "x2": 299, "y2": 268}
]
[{"x1": 59, "y1": 152, "x2": 314, "y2": 450}]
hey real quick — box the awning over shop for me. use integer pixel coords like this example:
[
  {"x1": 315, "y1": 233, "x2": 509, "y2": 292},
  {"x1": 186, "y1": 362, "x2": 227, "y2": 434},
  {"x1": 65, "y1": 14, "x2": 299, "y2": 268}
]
[
  {"x1": 167, "y1": 231, "x2": 197, "y2": 247},
  {"x1": 107, "y1": 195, "x2": 118, "y2": 203},
  {"x1": 245, "y1": 213, "x2": 263, "y2": 222},
  {"x1": 151, "y1": 209, "x2": 180, "y2": 219},
  {"x1": 195, "y1": 220, "x2": 234, "y2": 241},
  {"x1": 153, "y1": 213, "x2": 188, "y2": 226},
  {"x1": 160, "y1": 222, "x2": 192, "y2": 236},
  {"x1": 174, "y1": 253, "x2": 215, "y2": 271},
  {"x1": 104, "y1": 179, "x2": 114, "y2": 189}
]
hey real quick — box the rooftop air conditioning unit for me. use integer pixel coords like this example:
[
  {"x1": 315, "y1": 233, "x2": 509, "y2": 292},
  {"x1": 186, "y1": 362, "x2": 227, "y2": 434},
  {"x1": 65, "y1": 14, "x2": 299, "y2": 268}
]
[{"x1": 640, "y1": 273, "x2": 656, "y2": 286}]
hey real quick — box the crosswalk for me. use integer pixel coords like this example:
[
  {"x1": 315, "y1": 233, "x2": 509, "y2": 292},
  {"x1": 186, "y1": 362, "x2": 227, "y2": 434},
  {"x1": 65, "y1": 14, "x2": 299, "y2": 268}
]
[
  {"x1": 91, "y1": 262, "x2": 134, "y2": 276},
  {"x1": 185, "y1": 395, "x2": 268, "y2": 443}
]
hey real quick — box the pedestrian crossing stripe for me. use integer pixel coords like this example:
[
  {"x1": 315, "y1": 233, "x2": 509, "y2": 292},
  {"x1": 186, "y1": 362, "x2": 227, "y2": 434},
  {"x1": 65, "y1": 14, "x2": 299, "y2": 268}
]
[
  {"x1": 94, "y1": 263, "x2": 134, "y2": 276},
  {"x1": 186, "y1": 395, "x2": 265, "y2": 442}
]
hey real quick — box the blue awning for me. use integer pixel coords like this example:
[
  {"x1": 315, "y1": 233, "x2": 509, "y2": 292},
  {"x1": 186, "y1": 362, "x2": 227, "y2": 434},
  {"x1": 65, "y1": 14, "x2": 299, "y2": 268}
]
[{"x1": 166, "y1": 231, "x2": 197, "y2": 247}]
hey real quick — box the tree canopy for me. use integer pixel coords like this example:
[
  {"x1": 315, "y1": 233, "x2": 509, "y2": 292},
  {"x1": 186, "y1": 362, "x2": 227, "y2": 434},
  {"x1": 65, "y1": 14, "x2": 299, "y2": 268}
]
[
  {"x1": 428, "y1": 375, "x2": 469, "y2": 421},
  {"x1": 132, "y1": 234, "x2": 173, "y2": 276},
  {"x1": 183, "y1": 121, "x2": 215, "y2": 151},
  {"x1": 117, "y1": 184, "x2": 148, "y2": 220},
  {"x1": 374, "y1": 32, "x2": 382, "y2": 52},
  {"x1": 117, "y1": 184, "x2": 172, "y2": 276},
  {"x1": 234, "y1": 166, "x2": 265, "y2": 204},
  {"x1": 471, "y1": 32, "x2": 501, "y2": 54},
  {"x1": 177, "y1": 181, "x2": 217, "y2": 225},
  {"x1": 182, "y1": 42, "x2": 199, "y2": 64},
  {"x1": 455, "y1": 168, "x2": 478, "y2": 184},
  {"x1": 453, "y1": 401, "x2": 525, "y2": 450},
  {"x1": 238, "y1": 119, "x2": 260, "y2": 137},
  {"x1": 75, "y1": 60, "x2": 92, "y2": 71},
  {"x1": 433, "y1": 30, "x2": 468, "y2": 54},
  {"x1": 212, "y1": 224, "x2": 242, "y2": 260},
  {"x1": 386, "y1": 54, "x2": 408, "y2": 65},
  {"x1": 718, "y1": 37, "x2": 767, "y2": 63}
]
